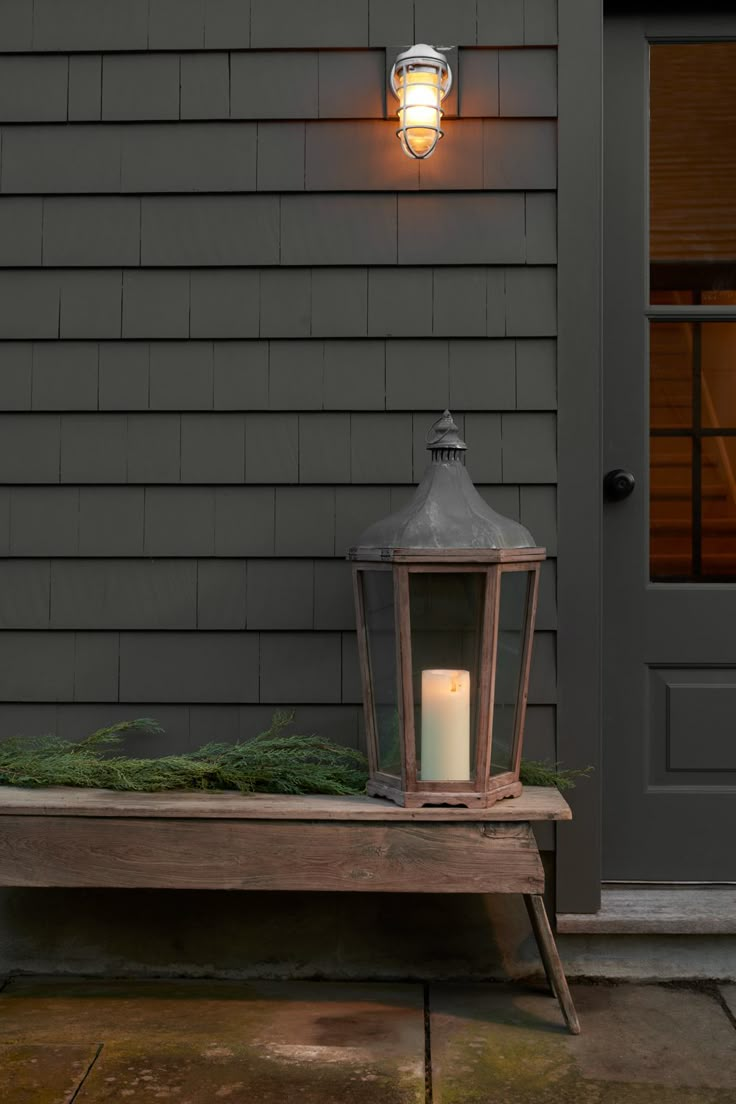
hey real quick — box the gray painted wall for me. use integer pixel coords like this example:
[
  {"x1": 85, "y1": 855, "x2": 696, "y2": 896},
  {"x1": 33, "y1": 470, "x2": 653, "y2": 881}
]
[{"x1": 0, "y1": 0, "x2": 560, "y2": 975}]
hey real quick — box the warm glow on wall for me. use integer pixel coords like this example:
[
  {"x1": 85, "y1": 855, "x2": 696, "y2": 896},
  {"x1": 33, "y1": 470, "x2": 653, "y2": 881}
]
[{"x1": 390, "y1": 44, "x2": 452, "y2": 159}]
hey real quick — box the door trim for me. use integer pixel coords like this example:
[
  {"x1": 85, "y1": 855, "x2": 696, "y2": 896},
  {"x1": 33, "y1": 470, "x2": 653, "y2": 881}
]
[
  {"x1": 565, "y1": 3, "x2": 736, "y2": 910},
  {"x1": 556, "y1": 0, "x2": 604, "y2": 913}
]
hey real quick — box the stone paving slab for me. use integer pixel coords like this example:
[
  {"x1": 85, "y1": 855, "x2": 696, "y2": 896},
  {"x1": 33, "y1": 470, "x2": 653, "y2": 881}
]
[
  {"x1": 0, "y1": 1043, "x2": 99, "y2": 1104},
  {"x1": 721, "y1": 986, "x2": 736, "y2": 1021},
  {"x1": 5, "y1": 978, "x2": 736, "y2": 1104},
  {"x1": 430, "y1": 983, "x2": 736, "y2": 1103},
  {"x1": 0, "y1": 978, "x2": 425, "y2": 1103}
]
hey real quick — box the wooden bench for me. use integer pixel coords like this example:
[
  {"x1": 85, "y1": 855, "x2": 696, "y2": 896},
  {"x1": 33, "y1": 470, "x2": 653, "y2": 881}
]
[{"x1": 0, "y1": 784, "x2": 580, "y2": 1034}]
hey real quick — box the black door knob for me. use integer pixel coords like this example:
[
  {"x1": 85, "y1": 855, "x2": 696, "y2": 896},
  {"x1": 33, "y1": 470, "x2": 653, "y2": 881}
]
[{"x1": 603, "y1": 469, "x2": 636, "y2": 501}]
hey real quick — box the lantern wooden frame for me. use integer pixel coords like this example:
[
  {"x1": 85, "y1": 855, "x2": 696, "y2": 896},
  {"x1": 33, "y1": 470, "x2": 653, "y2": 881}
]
[{"x1": 352, "y1": 546, "x2": 544, "y2": 809}]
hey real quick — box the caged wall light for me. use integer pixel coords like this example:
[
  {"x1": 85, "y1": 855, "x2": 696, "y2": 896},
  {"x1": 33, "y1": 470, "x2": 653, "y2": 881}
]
[{"x1": 390, "y1": 44, "x2": 452, "y2": 159}]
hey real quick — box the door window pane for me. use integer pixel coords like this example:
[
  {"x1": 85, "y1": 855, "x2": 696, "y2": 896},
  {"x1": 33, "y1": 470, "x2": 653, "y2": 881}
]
[
  {"x1": 650, "y1": 436, "x2": 692, "y2": 579},
  {"x1": 650, "y1": 320, "x2": 692, "y2": 429},
  {"x1": 702, "y1": 324, "x2": 736, "y2": 429},
  {"x1": 650, "y1": 322, "x2": 736, "y2": 580},
  {"x1": 702, "y1": 437, "x2": 736, "y2": 577},
  {"x1": 650, "y1": 43, "x2": 736, "y2": 298}
]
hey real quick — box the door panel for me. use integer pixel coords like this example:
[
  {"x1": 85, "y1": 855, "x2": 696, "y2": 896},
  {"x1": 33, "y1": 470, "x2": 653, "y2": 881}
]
[
  {"x1": 663, "y1": 677, "x2": 736, "y2": 772},
  {"x1": 603, "y1": 9, "x2": 736, "y2": 881}
]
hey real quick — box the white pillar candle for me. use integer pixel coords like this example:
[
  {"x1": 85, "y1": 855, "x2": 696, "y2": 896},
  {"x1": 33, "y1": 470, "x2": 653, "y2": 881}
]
[{"x1": 420, "y1": 669, "x2": 471, "y2": 781}]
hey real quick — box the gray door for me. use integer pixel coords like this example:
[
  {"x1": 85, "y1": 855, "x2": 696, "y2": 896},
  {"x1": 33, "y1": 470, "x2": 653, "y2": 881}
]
[{"x1": 603, "y1": 7, "x2": 736, "y2": 880}]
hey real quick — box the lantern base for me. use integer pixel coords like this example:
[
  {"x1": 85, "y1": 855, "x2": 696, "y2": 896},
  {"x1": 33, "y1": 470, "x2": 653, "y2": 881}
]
[{"x1": 366, "y1": 777, "x2": 523, "y2": 809}]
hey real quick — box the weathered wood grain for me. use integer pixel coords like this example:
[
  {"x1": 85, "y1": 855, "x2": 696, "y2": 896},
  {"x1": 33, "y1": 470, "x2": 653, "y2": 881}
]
[
  {"x1": 524, "y1": 893, "x2": 581, "y2": 1035},
  {"x1": 366, "y1": 775, "x2": 524, "y2": 807},
  {"x1": 0, "y1": 817, "x2": 545, "y2": 892},
  {"x1": 0, "y1": 786, "x2": 571, "y2": 821}
]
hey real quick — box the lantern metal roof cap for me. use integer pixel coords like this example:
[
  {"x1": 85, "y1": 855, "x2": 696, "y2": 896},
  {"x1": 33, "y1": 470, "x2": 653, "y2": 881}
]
[
  {"x1": 394, "y1": 43, "x2": 449, "y2": 68},
  {"x1": 349, "y1": 411, "x2": 542, "y2": 561},
  {"x1": 391, "y1": 44, "x2": 453, "y2": 90}
]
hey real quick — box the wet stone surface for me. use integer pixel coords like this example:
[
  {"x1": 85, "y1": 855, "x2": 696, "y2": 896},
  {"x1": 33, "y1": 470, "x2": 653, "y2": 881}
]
[
  {"x1": 0, "y1": 1043, "x2": 99, "y2": 1104},
  {"x1": 0, "y1": 978, "x2": 425, "y2": 1103},
  {"x1": 430, "y1": 982, "x2": 736, "y2": 1104},
  {"x1": 3, "y1": 978, "x2": 736, "y2": 1103}
]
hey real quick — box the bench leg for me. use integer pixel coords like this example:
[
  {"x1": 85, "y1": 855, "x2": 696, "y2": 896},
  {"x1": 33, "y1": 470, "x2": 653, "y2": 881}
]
[{"x1": 524, "y1": 894, "x2": 580, "y2": 1035}]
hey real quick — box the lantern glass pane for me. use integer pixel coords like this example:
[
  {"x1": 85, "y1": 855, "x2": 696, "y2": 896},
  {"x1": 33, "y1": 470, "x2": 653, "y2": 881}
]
[
  {"x1": 361, "y1": 571, "x2": 401, "y2": 777},
  {"x1": 491, "y1": 570, "x2": 532, "y2": 776},
  {"x1": 408, "y1": 572, "x2": 485, "y2": 783}
]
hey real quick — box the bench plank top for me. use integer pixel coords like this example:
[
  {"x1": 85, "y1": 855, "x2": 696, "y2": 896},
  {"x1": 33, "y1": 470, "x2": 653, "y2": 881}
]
[{"x1": 0, "y1": 785, "x2": 570, "y2": 821}]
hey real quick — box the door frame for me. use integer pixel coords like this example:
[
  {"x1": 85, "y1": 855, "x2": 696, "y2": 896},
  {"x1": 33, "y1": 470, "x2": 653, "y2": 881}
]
[
  {"x1": 556, "y1": 0, "x2": 604, "y2": 914},
  {"x1": 557, "y1": 0, "x2": 736, "y2": 912}
]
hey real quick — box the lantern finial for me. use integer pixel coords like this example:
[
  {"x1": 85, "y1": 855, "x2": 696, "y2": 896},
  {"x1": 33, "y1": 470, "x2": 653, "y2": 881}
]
[{"x1": 426, "y1": 410, "x2": 467, "y2": 456}]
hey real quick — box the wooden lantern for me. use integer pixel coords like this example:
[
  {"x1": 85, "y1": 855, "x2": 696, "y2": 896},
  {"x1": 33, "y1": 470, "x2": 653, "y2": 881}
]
[{"x1": 349, "y1": 411, "x2": 545, "y2": 808}]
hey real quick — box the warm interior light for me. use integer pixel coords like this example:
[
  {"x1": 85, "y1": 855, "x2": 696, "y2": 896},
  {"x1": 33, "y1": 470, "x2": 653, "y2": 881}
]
[
  {"x1": 390, "y1": 45, "x2": 452, "y2": 160},
  {"x1": 397, "y1": 71, "x2": 443, "y2": 157}
]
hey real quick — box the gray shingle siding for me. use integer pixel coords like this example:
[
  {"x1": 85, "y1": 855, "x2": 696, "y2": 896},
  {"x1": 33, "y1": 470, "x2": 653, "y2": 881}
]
[
  {"x1": 5, "y1": 483, "x2": 556, "y2": 557},
  {"x1": 0, "y1": 48, "x2": 556, "y2": 123},
  {"x1": 1, "y1": 1, "x2": 558, "y2": 53},
  {"x1": 0, "y1": 119, "x2": 556, "y2": 193},
  {"x1": 0, "y1": 1, "x2": 558, "y2": 789}
]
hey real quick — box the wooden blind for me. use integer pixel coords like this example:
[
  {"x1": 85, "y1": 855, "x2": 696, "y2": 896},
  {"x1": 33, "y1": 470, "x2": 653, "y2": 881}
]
[{"x1": 650, "y1": 43, "x2": 736, "y2": 261}]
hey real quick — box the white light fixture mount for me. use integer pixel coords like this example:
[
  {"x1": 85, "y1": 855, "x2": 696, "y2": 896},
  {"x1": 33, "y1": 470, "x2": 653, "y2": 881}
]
[{"x1": 389, "y1": 43, "x2": 455, "y2": 160}]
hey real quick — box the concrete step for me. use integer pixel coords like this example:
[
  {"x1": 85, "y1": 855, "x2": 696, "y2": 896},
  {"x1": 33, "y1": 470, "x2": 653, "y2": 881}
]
[{"x1": 558, "y1": 886, "x2": 736, "y2": 934}]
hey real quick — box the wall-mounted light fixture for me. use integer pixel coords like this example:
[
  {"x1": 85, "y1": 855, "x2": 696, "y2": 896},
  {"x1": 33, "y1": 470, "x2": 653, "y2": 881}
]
[{"x1": 390, "y1": 44, "x2": 452, "y2": 160}]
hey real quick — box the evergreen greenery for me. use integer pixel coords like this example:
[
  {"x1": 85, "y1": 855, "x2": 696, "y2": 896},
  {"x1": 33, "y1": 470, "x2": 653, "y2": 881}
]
[
  {"x1": 0, "y1": 714, "x2": 368, "y2": 795},
  {"x1": 0, "y1": 713, "x2": 590, "y2": 795},
  {"x1": 518, "y1": 759, "x2": 592, "y2": 791}
]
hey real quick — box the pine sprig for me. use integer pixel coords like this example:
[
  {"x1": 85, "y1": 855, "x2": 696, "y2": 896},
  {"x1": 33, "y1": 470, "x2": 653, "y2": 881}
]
[
  {"x1": 519, "y1": 759, "x2": 593, "y2": 791},
  {"x1": 0, "y1": 713, "x2": 590, "y2": 795},
  {"x1": 73, "y1": 718, "x2": 164, "y2": 750},
  {"x1": 0, "y1": 713, "x2": 367, "y2": 795}
]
